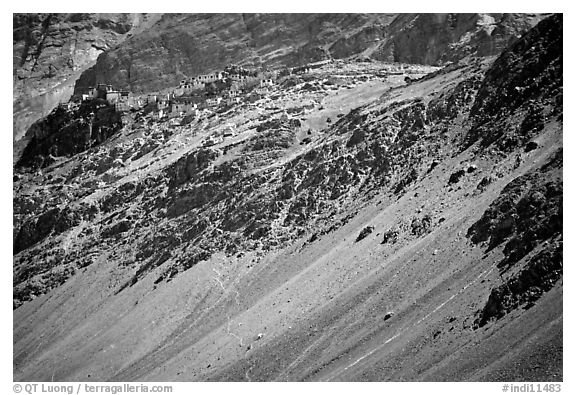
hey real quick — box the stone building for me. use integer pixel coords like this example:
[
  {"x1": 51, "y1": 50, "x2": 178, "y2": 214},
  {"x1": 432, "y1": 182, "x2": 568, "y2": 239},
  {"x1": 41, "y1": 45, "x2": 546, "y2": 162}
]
[
  {"x1": 260, "y1": 78, "x2": 274, "y2": 87},
  {"x1": 106, "y1": 90, "x2": 130, "y2": 105},
  {"x1": 115, "y1": 101, "x2": 130, "y2": 112},
  {"x1": 195, "y1": 72, "x2": 223, "y2": 84},
  {"x1": 170, "y1": 99, "x2": 197, "y2": 117},
  {"x1": 80, "y1": 86, "x2": 101, "y2": 101},
  {"x1": 158, "y1": 97, "x2": 170, "y2": 110},
  {"x1": 176, "y1": 80, "x2": 205, "y2": 96},
  {"x1": 226, "y1": 97, "x2": 241, "y2": 106},
  {"x1": 106, "y1": 91, "x2": 120, "y2": 103},
  {"x1": 96, "y1": 84, "x2": 114, "y2": 99},
  {"x1": 206, "y1": 97, "x2": 222, "y2": 107}
]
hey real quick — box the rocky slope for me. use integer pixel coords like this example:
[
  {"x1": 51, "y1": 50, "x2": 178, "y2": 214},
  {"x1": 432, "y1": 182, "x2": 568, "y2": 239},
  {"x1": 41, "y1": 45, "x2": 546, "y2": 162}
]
[
  {"x1": 13, "y1": 14, "x2": 562, "y2": 382},
  {"x1": 13, "y1": 13, "x2": 161, "y2": 142}
]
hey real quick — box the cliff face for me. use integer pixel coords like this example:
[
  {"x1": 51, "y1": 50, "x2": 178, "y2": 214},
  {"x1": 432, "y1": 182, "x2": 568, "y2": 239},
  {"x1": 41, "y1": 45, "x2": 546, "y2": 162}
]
[
  {"x1": 72, "y1": 13, "x2": 543, "y2": 96},
  {"x1": 13, "y1": 13, "x2": 160, "y2": 141},
  {"x1": 375, "y1": 13, "x2": 545, "y2": 64}
]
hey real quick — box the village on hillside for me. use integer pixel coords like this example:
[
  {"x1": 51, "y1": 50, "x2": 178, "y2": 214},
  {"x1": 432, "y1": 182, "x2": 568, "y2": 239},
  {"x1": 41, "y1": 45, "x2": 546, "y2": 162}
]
[{"x1": 63, "y1": 59, "x2": 436, "y2": 147}]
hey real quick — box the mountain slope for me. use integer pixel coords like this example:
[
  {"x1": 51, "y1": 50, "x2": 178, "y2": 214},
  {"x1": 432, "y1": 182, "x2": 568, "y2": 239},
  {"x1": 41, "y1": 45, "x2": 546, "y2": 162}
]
[{"x1": 13, "y1": 14, "x2": 562, "y2": 382}]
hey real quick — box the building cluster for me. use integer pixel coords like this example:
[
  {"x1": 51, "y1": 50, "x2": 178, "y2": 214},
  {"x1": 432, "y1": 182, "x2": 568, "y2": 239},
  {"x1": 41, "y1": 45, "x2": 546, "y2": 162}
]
[
  {"x1": 78, "y1": 65, "x2": 278, "y2": 120},
  {"x1": 175, "y1": 67, "x2": 263, "y2": 96},
  {"x1": 81, "y1": 84, "x2": 133, "y2": 112},
  {"x1": 163, "y1": 67, "x2": 278, "y2": 117},
  {"x1": 69, "y1": 59, "x2": 438, "y2": 151},
  {"x1": 76, "y1": 59, "x2": 423, "y2": 123},
  {"x1": 175, "y1": 71, "x2": 225, "y2": 96}
]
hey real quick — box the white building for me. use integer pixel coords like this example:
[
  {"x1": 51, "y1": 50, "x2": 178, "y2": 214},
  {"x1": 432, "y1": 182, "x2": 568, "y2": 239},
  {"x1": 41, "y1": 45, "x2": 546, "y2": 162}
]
[
  {"x1": 193, "y1": 72, "x2": 224, "y2": 84},
  {"x1": 206, "y1": 97, "x2": 222, "y2": 107},
  {"x1": 260, "y1": 79, "x2": 274, "y2": 87}
]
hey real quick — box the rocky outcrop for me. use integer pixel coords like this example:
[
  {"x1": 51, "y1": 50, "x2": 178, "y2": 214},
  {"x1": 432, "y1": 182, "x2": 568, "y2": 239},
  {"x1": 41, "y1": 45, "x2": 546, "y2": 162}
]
[
  {"x1": 355, "y1": 226, "x2": 374, "y2": 242},
  {"x1": 467, "y1": 150, "x2": 562, "y2": 265},
  {"x1": 14, "y1": 205, "x2": 83, "y2": 254},
  {"x1": 16, "y1": 99, "x2": 123, "y2": 170},
  {"x1": 169, "y1": 148, "x2": 221, "y2": 187},
  {"x1": 474, "y1": 240, "x2": 562, "y2": 328},
  {"x1": 468, "y1": 149, "x2": 562, "y2": 326},
  {"x1": 466, "y1": 13, "x2": 562, "y2": 150}
]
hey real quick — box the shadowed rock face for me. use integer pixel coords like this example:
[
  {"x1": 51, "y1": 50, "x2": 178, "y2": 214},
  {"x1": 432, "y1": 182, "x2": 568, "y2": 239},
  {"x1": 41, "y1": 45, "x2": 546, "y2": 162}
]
[
  {"x1": 460, "y1": 15, "x2": 563, "y2": 329},
  {"x1": 375, "y1": 13, "x2": 544, "y2": 65},
  {"x1": 474, "y1": 240, "x2": 562, "y2": 328},
  {"x1": 467, "y1": 13, "x2": 562, "y2": 149},
  {"x1": 16, "y1": 100, "x2": 123, "y2": 170}
]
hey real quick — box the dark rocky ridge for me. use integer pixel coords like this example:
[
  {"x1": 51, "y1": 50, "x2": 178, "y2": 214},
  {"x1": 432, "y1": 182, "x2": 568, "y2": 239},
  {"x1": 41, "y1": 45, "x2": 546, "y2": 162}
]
[
  {"x1": 467, "y1": 13, "x2": 562, "y2": 149},
  {"x1": 16, "y1": 100, "x2": 123, "y2": 170},
  {"x1": 468, "y1": 150, "x2": 562, "y2": 327}
]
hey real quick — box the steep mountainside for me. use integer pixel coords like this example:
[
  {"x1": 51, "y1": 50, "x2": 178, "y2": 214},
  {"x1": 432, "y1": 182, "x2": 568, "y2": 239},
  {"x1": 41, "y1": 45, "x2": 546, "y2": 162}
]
[
  {"x1": 13, "y1": 14, "x2": 562, "y2": 382},
  {"x1": 13, "y1": 13, "x2": 161, "y2": 142},
  {"x1": 72, "y1": 13, "x2": 543, "y2": 98}
]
